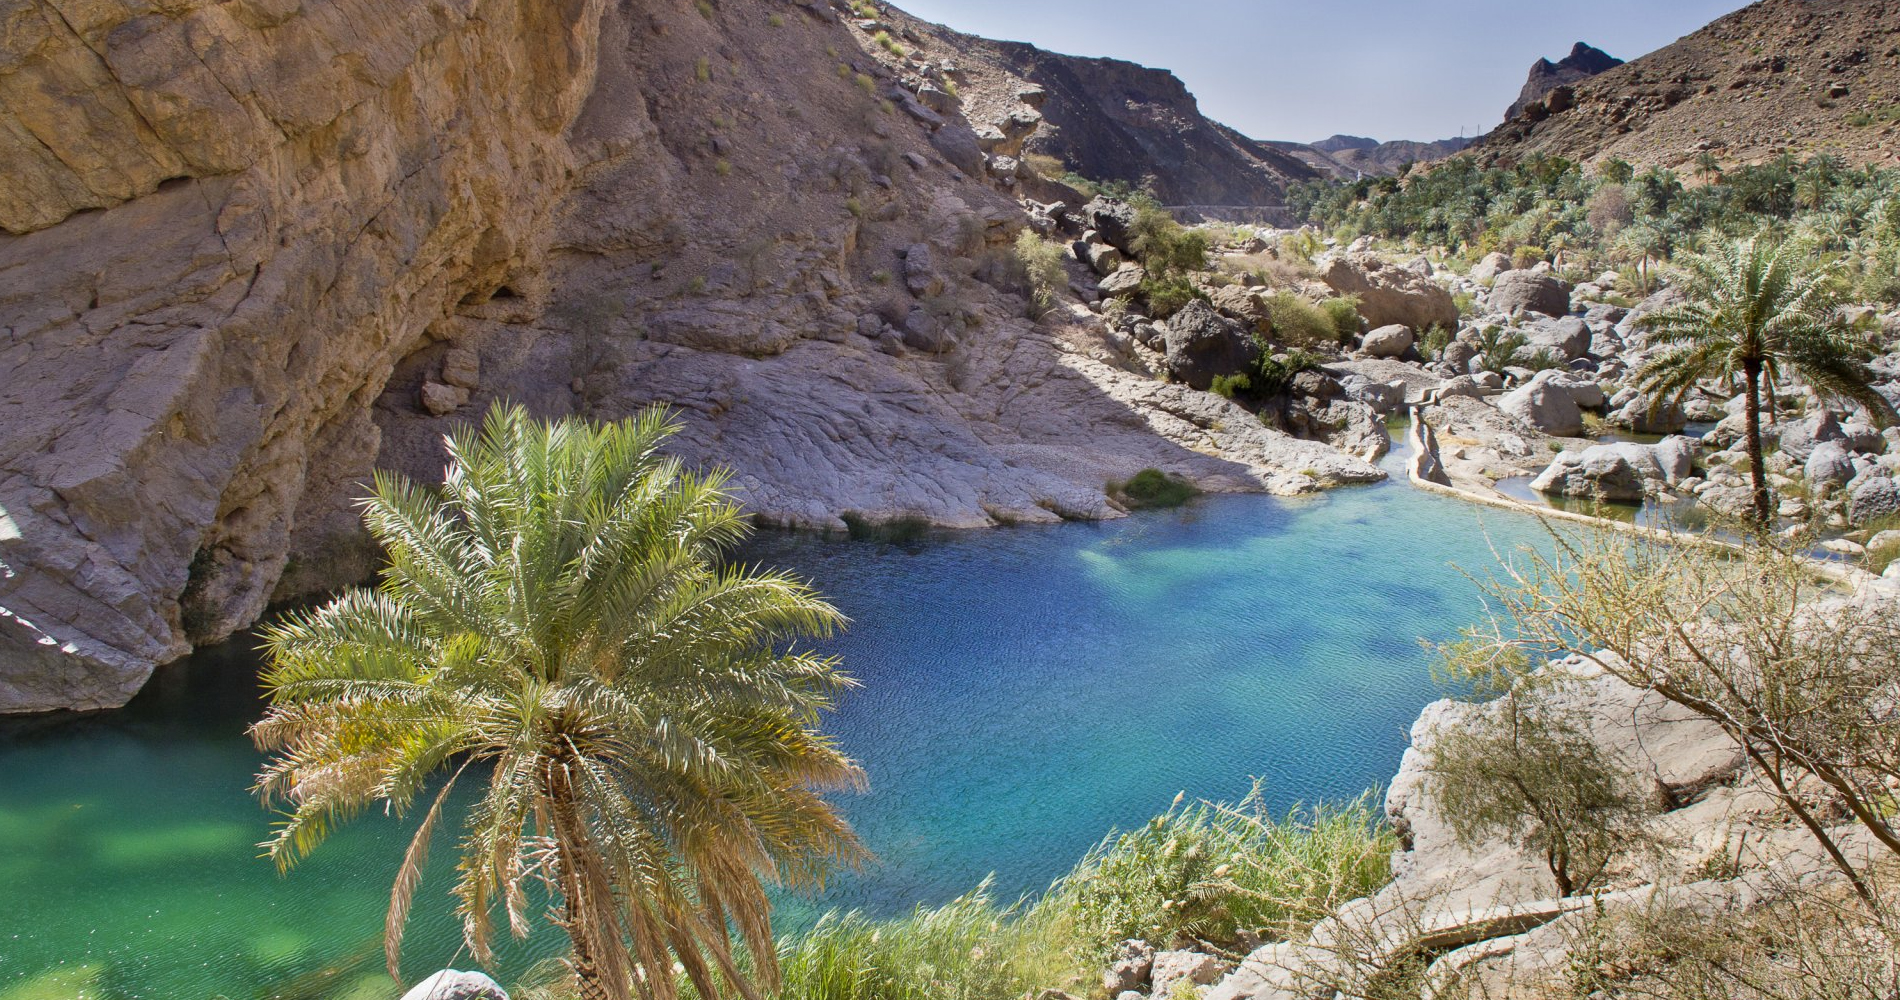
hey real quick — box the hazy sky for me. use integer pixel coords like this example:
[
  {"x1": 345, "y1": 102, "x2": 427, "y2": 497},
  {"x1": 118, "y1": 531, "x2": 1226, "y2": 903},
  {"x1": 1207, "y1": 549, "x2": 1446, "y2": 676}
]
[{"x1": 894, "y1": 1, "x2": 1753, "y2": 143}]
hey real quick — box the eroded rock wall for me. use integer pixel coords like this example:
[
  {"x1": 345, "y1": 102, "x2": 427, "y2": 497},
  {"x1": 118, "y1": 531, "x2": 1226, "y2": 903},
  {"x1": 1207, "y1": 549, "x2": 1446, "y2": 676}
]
[
  {"x1": 1, "y1": 0, "x2": 608, "y2": 710},
  {"x1": 1, "y1": 0, "x2": 1382, "y2": 713}
]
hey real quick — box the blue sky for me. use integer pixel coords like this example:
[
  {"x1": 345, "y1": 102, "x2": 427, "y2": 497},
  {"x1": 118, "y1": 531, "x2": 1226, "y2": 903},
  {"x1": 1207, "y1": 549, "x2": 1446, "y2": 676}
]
[{"x1": 894, "y1": 1, "x2": 1752, "y2": 142}]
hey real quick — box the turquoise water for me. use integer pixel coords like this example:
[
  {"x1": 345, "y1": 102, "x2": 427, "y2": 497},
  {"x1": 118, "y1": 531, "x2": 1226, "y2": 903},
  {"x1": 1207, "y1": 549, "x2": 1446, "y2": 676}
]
[{"x1": 0, "y1": 470, "x2": 1559, "y2": 999}]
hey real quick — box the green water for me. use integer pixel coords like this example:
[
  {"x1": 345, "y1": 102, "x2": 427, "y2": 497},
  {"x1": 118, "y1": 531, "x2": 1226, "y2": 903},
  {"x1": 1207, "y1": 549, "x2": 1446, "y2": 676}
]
[{"x1": 0, "y1": 462, "x2": 1561, "y2": 999}]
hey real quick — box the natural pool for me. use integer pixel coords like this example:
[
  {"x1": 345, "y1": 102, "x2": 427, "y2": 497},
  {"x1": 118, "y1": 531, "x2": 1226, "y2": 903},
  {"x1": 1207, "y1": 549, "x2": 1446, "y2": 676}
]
[{"x1": 0, "y1": 466, "x2": 1561, "y2": 1000}]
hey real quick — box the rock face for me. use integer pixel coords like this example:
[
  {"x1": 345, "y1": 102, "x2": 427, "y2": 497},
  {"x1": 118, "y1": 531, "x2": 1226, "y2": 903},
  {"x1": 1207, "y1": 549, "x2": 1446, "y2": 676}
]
[
  {"x1": 0, "y1": 0, "x2": 1386, "y2": 712},
  {"x1": 879, "y1": 6, "x2": 1318, "y2": 206},
  {"x1": 1490, "y1": 270, "x2": 1572, "y2": 318},
  {"x1": 1530, "y1": 437, "x2": 1696, "y2": 501},
  {"x1": 1504, "y1": 42, "x2": 1624, "y2": 123},
  {"x1": 1474, "y1": 0, "x2": 1900, "y2": 170},
  {"x1": 0, "y1": 0, "x2": 608, "y2": 712},
  {"x1": 1319, "y1": 254, "x2": 1458, "y2": 333},
  {"x1": 1360, "y1": 324, "x2": 1414, "y2": 359},
  {"x1": 1498, "y1": 375, "x2": 1585, "y2": 437},
  {"x1": 1162, "y1": 301, "x2": 1261, "y2": 391}
]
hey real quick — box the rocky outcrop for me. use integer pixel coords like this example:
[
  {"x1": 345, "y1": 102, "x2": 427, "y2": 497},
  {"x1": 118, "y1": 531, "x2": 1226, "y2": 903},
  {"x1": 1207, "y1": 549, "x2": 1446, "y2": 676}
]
[
  {"x1": 1, "y1": 0, "x2": 609, "y2": 711},
  {"x1": 1504, "y1": 43, "x2": 1623, "y2": 123},
  {"x1": 1529, "y1": 436, "x2": 1696, "y2": 501},
  {"x1": 1489, "y1": 270, "x2": 1572, "y2": 319},
  {"x1": 0, "y1": 0, "x2": 1386, "y2": 712},
  {"x1": 1473, "y1": 0, "x2": 1900, "y2": 170},
  {"x1": 873, "y1": 6, "x2": 1319, "y2": 206},
  {"x1": 1161, "y1": 301, "x2": 1260, "y2": 390},
  {"x1": 1318, "y1": 254, "x2": 1458, "y2": 333}
]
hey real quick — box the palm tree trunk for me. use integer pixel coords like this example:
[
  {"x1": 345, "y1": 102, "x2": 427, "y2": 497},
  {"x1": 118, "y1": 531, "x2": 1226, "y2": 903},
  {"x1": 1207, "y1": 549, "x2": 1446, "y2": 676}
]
[
  {"x1": 549, "y1": 763, "x2": 615, "y2": 1000},
  {"x1": 1742, "y1": 359, "x2": 1772, "y2": 527}
]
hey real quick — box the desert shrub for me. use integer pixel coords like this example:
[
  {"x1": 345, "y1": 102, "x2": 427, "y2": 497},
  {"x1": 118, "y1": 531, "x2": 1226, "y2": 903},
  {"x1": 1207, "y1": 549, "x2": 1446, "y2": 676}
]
[
  {"x1": 1113, "y1": 468, "x2": 1198, "y2": 509},
  {"x1": 1210, "y1": 373, "x2": 1252, "y2": 399},
  {"x1": 1422, "y1": 665, "x2": 1653, "y2": 896},
  {"x1": 1253, "y1": 349, "x2": 1324, "y2": 398},
  {"x1": 1474, "y1": 325, "x2": 1528, "y2": 374},
  {"x1": 1264, "y1": 293, "x2": 1337, "y2": 348},
  {"x1": 1419, "y1": 324, "x2": 1454, "y2": 360},
  {"x1": 1511, "y1": 245, "x2": 1547, "y2": 270},
  {"x1": 1520, "y1": 347, "x2": 1568, "y2": 372},
  {"x1": 1130, "y1": 205, "x2": 1209, "y2": 279},
  {"x1": 1317, "y1": 296, "x2": 1362, "y2": 342},
  {"x1": 1021, "y1": 153, "x2": 1066, "y2": 179},
  {"x1": 1014, "y1": 230, "x2": 1068, "y2": 318},
  {"x1": 1041, "y1": 789, "x2": 1394, "y2": 956},
  {"x1": 1140, "y1": 275, "x2": 1203, "y2": 318},
  {"x1": 1459, "y1": 524, "x2": 1900, "y2": 911}
]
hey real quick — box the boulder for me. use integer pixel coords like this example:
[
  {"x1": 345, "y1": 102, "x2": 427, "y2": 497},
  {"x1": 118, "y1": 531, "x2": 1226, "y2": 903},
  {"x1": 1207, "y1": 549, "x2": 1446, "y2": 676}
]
[
  {"x1": 1081, "y1": 242, "x2": 1124, "y2": 276},
  {"x1": 1525, "y1": 316, "x2": 1591, "y2": 360},
  {"x1": 928, "y1": 124, "x2": 985, "y2": 176},
  {"x1": 1776, "y1": 410, "x2": 1845, "y2": 462},
  {"x1": 902, "y1": 243, "x2": 944, "y2": 298},
  {"x1": 1085, "y1": 198, "x2": 1138, "y2": 254},
  {"x1": 1102, "y1": 939, "x2": 1155, "y2": 995},
  {"x1": 1440, "y1": 339, "x2": 1477, "y2": 373},
  {"x1": 1490, "y1": 270, "x2": 1572, "y2": 317},
  {"x1": 1162, "y1": 300, "x2": 1261, "y2": 392},
  {"x1": 1470, "y1": 251, "x2": 1512, "y2": 283},
  {"x1": 1805, "y1": 440, "x2": 1857, "y2": 488},
  {"x1": 1098, "y1": 264, "x2": 1146, "y2": 297},
  {"x1": 420, "y1": 380, "x2": 469, "y2": 416},
  {"x1": 1319, "y1": 253, "x2": 1459, "y2": 332},
  {"x1": 1361, "y1": 324, "x2": 1414, "y2": 358},
  {"x1": 900, "y1": 308, "x2": 952, "y2": 353},
  {"x1": 1498, "y1": 372, "x2": 1584, "y2": 435},
  {"x1": 441, "y1": 346, "x2": 481, "y2": 390},
  {"x1": 1337, "y1": 374, "x2": 1406, "y2": 414},
  {"x1": 1150, "y1": 950, "x2": 1229, "y2": 999},
  {"x1": 1207, "y1": 284, "x2": 1269, "y2": 330},
  {"x1": 1529, "y1": 437, "x2": 1695, "y2": 501},
  {"x1": 401, "y1": 970, "x2": 508, "y2": 1000},
  {"x1": 1850, "y1": 476, "x2": 1900, "y2": 525}
]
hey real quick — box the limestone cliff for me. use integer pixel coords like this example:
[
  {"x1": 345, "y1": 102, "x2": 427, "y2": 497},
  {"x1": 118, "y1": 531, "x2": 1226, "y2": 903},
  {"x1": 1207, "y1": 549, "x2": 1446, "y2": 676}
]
[{"x1": 0, "y1": 0, "x2": 1379, "y2": 712}]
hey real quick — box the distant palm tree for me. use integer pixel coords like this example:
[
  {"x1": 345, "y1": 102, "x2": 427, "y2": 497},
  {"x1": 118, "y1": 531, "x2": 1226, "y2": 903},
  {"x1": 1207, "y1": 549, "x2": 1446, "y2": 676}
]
[
  {"x1": 1636, "y1": 236, "x2": 1896, "y2": 524},
  {"x1": 1694, "y1": 152, "x2": 1723, "y2": 183},
  {"x1": 251, "y1": 404, "x2": 863, "y2": 1000}
]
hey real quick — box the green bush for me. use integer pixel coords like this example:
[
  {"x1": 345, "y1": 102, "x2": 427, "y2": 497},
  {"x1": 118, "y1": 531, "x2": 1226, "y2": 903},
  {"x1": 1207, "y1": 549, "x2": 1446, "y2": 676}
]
[
  {"x1": 1253, "y1": 349, "x2": 1324, "y2": 397},
  {"x1": 1419, "y1": 324, "x2": 1454, "y2": 361},
  {"x1": 1130, "y1": 205, "x2": 1209, "y2": 279},
  {"x1": 1210, "y1": 373, "x2": 1252, "y2": 399},
  {"x1": 1014, "y1": 230, "x2": 1069, "y2": 318},
  {"x1": 1115, "y1": 468, "x2": 1199, "y2": 509},
  {"x1": 1264, "y1": 293, "x2": 1338, "y2": 348},
  {"x1": 1140, "y1": 275, "x2": 1204, "y2": 318},
  {"x1": 1474, "y1": 325, "x2": 1528, "y2": 374},
  {"x1": 1317, "y1": 296, "x2": 1362, "y2": 342},
  {"x1": 1043, "y1": 789, "x2": 1394, "y2": 953}
]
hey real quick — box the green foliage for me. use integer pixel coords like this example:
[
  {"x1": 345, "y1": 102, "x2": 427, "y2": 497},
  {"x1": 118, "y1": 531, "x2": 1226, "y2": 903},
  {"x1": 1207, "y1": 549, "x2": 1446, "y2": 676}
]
[
  {"x1": 252, "y1": 404, "x2": 862, "y2": 1000},
  {"x1": 872, "y1": 30, "x2": 905, "y2": 57},
  {"x1": 1635, "y1": 235, "x2": 1898, "y2": 522},
  {"x1": 1014, "y1": 230, "x2": 1069, "y2": 318},
  {"x1": 1264, "y1": 292, "x2": 1340, "y2": 348},
  {"x1": 1252, "y1": 349, "x2": 1324, "y2": 398},
  {"x1": 1474, "y1": 325, "x2": 1527, "y2": 375},
  {"x1": 1045, "y1": 790, "x2": 1394, "y2": 953},
  {"x1": 1210, "y1": 373, "x2": 1252, "y2": 399},
  {"x1": 1114, "y1": 468, "x2": 1199, "y2": 509},
  {"x1": 1422, "y1": 678, "x2": 1652, "y2": 897},
  {"x1": 1130, "y1": 205, "x2": 1210, "y2": 279},
  {"x1": 1140, "y1": 275, "x2": 1204, "y2": 319},
  {"x1": 1419, "y1": 324, "x2": 1454, "y2": 361},
  {"x1": 1317, "y1": 296, "x2": 1362, "y2": 342},
  {"x1": 1286, "y1": 154, "x2": 1900, "y2": 295}
]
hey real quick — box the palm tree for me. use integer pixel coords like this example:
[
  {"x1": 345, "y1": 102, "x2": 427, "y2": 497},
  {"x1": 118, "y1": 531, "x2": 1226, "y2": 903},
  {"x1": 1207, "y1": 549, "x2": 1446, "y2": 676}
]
[
  {"x1": 251, "y1": 404, "x2": 864, "y2": 1000},
  {"x1": 1635, "y1": 236, "x2": 1897, "y2": 524}
]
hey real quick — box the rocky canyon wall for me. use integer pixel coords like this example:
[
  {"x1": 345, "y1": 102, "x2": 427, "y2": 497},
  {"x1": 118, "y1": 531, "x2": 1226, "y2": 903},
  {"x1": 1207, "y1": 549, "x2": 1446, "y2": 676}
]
[{"x1": 0, "y1": 0, "x2": 1379, "y2": 713}]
